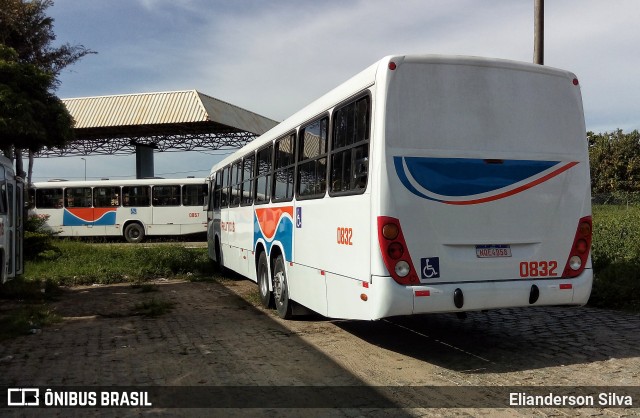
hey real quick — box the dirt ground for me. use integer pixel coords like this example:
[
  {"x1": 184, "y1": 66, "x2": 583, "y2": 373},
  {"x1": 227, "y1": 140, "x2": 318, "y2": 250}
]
[{"x1": 0, "y1": 276, "x2": 639, "y2": 417}]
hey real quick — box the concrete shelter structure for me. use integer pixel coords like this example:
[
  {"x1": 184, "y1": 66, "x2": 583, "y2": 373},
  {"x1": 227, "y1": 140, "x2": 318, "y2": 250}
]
[{"x1": 36, "y1": 90, "x2": 279, "y2": 178}]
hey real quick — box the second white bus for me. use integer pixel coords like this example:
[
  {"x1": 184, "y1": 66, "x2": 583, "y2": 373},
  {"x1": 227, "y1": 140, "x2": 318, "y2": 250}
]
[
  {"x1": 29, "y1": 178, "x2": 207, "y2": 243},
  {"x1": 206, "y1": 55, "x2": 592, "y2": 320}
]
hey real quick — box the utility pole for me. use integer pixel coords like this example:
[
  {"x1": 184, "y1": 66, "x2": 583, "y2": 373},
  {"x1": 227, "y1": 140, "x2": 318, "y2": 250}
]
[
  {"x1": 534, "y1": 0, "x2": 544, "y2": 65},
  {"x1": 81, "y1": 157, "x2": 87, "y2": 180}
]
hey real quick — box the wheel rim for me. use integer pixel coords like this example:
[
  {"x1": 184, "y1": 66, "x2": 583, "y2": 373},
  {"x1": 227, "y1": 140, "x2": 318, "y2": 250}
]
[{"x1": 273, "y1": 271, "x2": 285, "y2": 303}]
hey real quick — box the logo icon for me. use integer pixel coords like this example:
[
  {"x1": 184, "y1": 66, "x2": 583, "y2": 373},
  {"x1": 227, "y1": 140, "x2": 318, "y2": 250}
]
[
  {"x1": 7, "y1": 388, "x2": 39, "y2": 406},
  {"x1": 130, "y1": 208, "x2": 137, "y2": 215},
  {"x1": 295, "y1": 207, "x2": 302, "y2": 228},
  {"x1": 420, "y1": 257, "x2": 440, "y2": 279}
]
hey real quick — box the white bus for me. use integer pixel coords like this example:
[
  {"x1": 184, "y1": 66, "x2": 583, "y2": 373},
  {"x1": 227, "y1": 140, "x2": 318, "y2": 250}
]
[
  {"x1": 206, "y1": 55, "x2": 592, "y2": 320},
  {"x1": 29, "y1": 178, "x2": 207, "y2": 243},
  {"x1": 0, "y1": 155, "x2": 24, "y2": 283}
]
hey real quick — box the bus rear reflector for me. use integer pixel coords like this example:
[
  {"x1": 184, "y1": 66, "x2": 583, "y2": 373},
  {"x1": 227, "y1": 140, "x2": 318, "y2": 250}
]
[
  {"x1": 562, "y1": 216, "x2": 592, "y2": 278},
  {"x1": 377, "y1": 216, "x2": 420, "y2": 285}
]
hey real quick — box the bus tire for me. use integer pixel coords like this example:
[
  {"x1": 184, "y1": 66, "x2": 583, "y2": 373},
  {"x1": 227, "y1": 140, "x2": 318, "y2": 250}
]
[
  {"x1": 124, "y1": 222, "x2": 145, "y2": 243},
  {"x1": 257, "y1": 251, "x2": 273, "y2": 308},
  {"x1": 213, "y1": 238, "x2": 223, "y2": 272},
  {"x1": 272, "y1": 254, "x2": 292, "y2": 319}
]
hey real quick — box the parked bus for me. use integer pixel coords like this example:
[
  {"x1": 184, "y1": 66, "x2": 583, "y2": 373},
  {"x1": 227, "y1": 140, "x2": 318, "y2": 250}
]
[
  {"x1": 0, "y1": 155, "x2": 24, "y2": 283},
  {"x1": 29, "y1": 178, "x2": 207, "y2": 243},
  {"x1": 206, "y1": 55, "x2": 592, "y2": 320}
]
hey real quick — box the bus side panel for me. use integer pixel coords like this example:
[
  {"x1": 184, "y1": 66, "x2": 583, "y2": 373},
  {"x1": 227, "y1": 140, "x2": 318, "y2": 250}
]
[
  {"x1": 292, "y1": 195, "x2": 371, "y2": 314},
  {"x1": 179, "y1": 204, "x2": 207, "y2": 235},
  {"x1": 32, "y1": 208, "x2": 64, "y2": 235},
  {"x1": 287, "y1": 262, "x2": 328, "y2": 316},
  {"x1": 220, "y1": 206, "x2": 254, "y2": 278},
  {"x1": 151, "y1": 206, "x2": 190, "y2": 236},
  {"x1": 325, "y1": 272, "x2": 372, "y2": 320},
  {"x1": 120, "y1": 206, "x2": 152, "y2": 236}
]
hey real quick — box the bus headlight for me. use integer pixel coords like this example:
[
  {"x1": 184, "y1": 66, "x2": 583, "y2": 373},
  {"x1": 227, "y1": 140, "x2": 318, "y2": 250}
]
[{"x1": 395, "y1": 261, "x2": 411, "y2": 277}]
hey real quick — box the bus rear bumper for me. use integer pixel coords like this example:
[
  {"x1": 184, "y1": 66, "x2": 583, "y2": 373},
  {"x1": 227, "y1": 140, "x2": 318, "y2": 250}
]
[{"x1": 370, "y1": 269, "x2": 593, "y2": 319}]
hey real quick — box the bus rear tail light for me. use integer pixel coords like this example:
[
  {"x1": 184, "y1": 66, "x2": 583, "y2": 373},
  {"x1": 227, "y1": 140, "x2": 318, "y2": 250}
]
[
  {"x1": 562, "y1": 216, "x2": 592, "y2": 278},
  {"x1": 377, "y1": 216, "x2": 419, "y2": 285}
]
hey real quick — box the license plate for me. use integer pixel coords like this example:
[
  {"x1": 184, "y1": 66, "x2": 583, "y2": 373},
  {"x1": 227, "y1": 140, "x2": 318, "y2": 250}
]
[{"x1": 476, "y1": 245, "x2": 512, "y2": 258}]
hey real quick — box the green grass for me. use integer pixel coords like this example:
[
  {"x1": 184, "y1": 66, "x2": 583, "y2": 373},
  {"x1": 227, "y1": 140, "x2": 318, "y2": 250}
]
[
  {"x1": 0, "y1": 240, "x2": 217, "y2": 339},
  {"x1": 590, "y1": 205, "x2": 640, "y2": 311},
  {"x1": 0, "y1": 277, "x2": 62, "y2": 340},
  {"x1": 0, "y1": 304, "x2": 61, "y2": 340},
  {"x1": 23, "y1": 240, "x2": 216, "y2": 285}
]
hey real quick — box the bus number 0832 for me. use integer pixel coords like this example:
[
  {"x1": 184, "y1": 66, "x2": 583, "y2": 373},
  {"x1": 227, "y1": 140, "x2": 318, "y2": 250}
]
[
  {"x1": 519, "y1": 261, "x2": 558, "y2": 278},
  {"x1": 337, "y1": 227, "x2": 353, "y2": 246}
]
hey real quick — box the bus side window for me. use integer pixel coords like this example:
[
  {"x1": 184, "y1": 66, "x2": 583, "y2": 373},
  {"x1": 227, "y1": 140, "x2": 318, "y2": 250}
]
[
  {"x1": 255, "y1": 144, "x2": 273, "y2": 204},
  {"x1": 213, "y1": 171, "x2": 223, "y2": 209},
  {"x1": 94, "y1": 187, "x2": 120, "y2": 207},
  {"x1": 220, "y1": 166, "x2": 230, "y2": 207},
  {"x1": 241, "y1": 154, "x2": 255, "y2": 206},
  {"x1": 297, "y1": 116, "x2": 328, "y2": 199},
  {"x1": 28, "y1": 188, "x2": 35, "y2": 210},
  {"x1": 229, "y1": 161, "x2": 242, "y2": 207},
  {"x1": 183, "y1": 184, "x2": 206, "y2": 206},
  {"x1": 35, "y1": 188, "x2": 63, "y2": 209},
  {"x1": 0, "y1": 184, "x2": 6, "y2": 216},
  {"x1": 66, "y1": 187, "x2": 92, "y2": 208},
  {"x1": 123, "y1": 186, "x2": 150, "y2": 207},
  {"x1": 153, "y1": 185, "x2": 180, "y2": 206},
  {"x1": 330, "y1": 95, "x2": 370, "y2": 195},
  {"x1": 273, "y1": 133, "x2": 295, "y2": 202}
]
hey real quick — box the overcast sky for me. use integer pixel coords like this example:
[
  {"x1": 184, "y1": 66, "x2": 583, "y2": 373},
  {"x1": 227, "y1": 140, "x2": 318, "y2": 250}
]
[{"x1": 30, "y1": 0, "x2": 640, "y2": 182}]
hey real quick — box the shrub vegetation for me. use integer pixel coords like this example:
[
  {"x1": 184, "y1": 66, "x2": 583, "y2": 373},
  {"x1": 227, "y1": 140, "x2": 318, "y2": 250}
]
[{"x1": 590, "y1": 205, "x2": 640, "y2": 311}]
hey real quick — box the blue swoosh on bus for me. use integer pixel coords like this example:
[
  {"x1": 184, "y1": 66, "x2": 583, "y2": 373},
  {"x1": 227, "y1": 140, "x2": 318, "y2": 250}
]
[
  {"x1": 393, "y1": 157, "x2": 578, "y2": 205},
  {"x1": 254, "y1": 206, "x2": 294, "y2": 261},
  {"x1": 63, "y1": 208, "x2": 117, "y2": 226}
]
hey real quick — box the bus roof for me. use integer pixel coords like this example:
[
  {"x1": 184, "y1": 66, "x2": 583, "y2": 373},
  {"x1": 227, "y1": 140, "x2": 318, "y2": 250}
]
[
  {"x1": 31, "y1": 177, "x2": 206, "y2": 188},
  {"x1": 209, "y1": 54, "x2": 578, "y2": 174}
]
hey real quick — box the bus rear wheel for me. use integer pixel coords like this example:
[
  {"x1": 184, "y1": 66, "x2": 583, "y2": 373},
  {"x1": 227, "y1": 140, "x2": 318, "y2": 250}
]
[
  {"x1": 257, "y1": 251, "x2": 273, "y2": 308},
  {"x1": 272, "y1": 255, "x2": 292, "y2": 319},
  {"x1": 124, "y1": 223, "x2": 145, "y2": 243}
]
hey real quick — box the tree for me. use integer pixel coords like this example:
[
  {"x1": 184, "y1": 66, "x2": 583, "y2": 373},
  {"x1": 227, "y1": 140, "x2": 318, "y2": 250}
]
[
  {"x1": 0, "y1": 45, "x2": 73, "y2": 147},
  {"x1": 588, "y1": 129, "x2": 640, "y2": 195},
  {"x1": 0, "y1": 0, "x2": 94, "y2": 183}
]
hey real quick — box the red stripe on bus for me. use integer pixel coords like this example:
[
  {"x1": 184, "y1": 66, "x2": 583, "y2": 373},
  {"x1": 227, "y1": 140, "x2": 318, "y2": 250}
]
[{"x1": 445, "y1": 162, "x2": 579, "y2": 205}]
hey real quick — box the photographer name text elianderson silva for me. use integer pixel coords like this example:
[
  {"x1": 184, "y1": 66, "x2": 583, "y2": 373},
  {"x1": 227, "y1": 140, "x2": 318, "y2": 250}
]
[{"x1": 510, "y1": 392, "x2": 633, "y2": 407}]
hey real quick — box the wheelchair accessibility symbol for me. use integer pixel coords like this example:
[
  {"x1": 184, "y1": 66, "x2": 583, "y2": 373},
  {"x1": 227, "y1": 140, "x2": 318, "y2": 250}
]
[{"x1": 420, "y1": 257, "x2": 440, "y2": 279}]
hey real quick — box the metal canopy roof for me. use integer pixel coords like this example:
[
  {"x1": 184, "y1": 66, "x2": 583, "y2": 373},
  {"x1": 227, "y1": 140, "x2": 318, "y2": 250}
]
[{"x1": 36, "y1": 90, "x2": 279, "y2": 157}]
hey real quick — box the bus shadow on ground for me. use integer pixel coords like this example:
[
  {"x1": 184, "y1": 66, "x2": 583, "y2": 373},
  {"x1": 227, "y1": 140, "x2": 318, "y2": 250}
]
[
  {"x1": 335, "y1": 306, "x2": 640, "y2": 374},
  {"x1": 0, "y1": 280, "x2": 414, "y2": 413}
]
